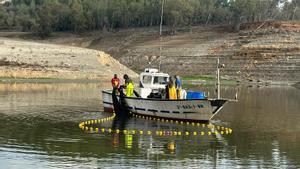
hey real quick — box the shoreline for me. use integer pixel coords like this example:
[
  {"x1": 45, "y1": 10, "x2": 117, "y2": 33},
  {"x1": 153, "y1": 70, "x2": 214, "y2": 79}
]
[
  {"x1": 0, "y1": 76, "x2": 297, "y2": 88},
  {"x1": 0, "y1": 77, "x2": 108, "y2": 83}
]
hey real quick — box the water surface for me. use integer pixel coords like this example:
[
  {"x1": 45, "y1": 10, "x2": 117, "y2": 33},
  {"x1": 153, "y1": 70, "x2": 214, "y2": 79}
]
[{"x1": 0, "y1": 83, "x2": 299, "y2": 169}]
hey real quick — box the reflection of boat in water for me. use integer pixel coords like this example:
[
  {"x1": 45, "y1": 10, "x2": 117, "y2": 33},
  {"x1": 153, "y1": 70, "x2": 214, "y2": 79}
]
[{"x1": 102, "y1": 59, "x2": 236, "y2": 122}]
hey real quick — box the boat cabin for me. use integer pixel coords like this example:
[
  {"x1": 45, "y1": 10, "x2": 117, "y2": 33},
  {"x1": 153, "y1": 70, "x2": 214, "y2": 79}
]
[{"x1": 139, "y1": 68, "x2": 169, "y2": 98}]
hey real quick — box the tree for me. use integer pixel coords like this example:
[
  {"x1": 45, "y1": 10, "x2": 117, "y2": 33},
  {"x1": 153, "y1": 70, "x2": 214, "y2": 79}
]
[
  {"x1": 15, "y1": 3, "x2": 36, "y2": 31},
  {"x1": 35, "y1": 1, "x2": 56, "y2": 37},
  {"x1": 70, "y1": 0, "x2": 86, "y2": 32},
  {"x1": 281, "y1": 0, "x2": 300, "y2": 20},
  {"x1": 164, "y1": 0, "x2": 193, "y2": 33},
  {"x1": 0, "y1": 6, "x2": 6, "y2": 29},
  {"x1": 0, "y1": 0, "x2": 299, "y2": 37}
]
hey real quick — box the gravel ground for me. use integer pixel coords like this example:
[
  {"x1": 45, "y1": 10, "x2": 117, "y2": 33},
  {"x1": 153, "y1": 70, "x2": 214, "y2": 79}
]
[{"x1": 0, "y1": 38, "x2": 137, "y2": 80}]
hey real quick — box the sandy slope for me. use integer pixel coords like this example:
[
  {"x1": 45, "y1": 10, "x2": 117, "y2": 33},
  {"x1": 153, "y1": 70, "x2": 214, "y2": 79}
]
[{"x1": 0, "y1": 38, "x2": 137, "y2": 80}]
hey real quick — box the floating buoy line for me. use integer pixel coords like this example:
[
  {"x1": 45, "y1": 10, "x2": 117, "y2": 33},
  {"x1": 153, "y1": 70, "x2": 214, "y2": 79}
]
[{"x1": 78, "y1": 112, "x2": 233, "y2": 137}]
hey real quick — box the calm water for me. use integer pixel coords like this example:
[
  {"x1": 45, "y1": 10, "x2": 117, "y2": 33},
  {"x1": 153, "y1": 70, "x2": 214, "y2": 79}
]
[{"x1": 0, "y1": 82, "x2": 299, "y2": 169}]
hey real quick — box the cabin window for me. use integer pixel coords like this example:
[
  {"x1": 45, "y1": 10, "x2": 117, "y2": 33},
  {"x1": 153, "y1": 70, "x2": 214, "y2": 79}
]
[
  {"x1": 142, "y1": 75, "x2": 152, "y2": 84},
  {"x1": 153, "y1": 76, "x2": 168, "y2": 85}
]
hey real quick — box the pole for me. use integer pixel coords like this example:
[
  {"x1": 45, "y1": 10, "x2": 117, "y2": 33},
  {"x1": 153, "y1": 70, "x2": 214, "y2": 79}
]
[
  {"x1": 159, "y1": 0, "x2": 164, "y2": 72},
  {"x1": 159, "y1": 0, "x2": 164, "y2": 37},
  {"x1": 217, "y1": 58, "x2": 220, "y2": 99}
]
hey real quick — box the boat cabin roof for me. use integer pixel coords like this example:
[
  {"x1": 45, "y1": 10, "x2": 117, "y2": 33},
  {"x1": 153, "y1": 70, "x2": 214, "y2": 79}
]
[
  {"x1": 140, "y1": 68, "x2": 169, "y2": 77},
  {"x1": 139, "y1": 68, "x2": 169, "y2": 89}
]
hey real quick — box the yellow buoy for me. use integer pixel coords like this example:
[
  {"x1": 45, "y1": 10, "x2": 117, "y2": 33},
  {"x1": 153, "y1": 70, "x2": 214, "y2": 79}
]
[{"x1": 168, "y1": 141, "x2": 175, "y2": 151}]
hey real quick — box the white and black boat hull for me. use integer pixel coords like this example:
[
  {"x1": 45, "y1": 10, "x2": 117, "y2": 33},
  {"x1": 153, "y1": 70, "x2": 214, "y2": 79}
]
[{"x1": 102, "y1": 90, "x2": 227, "y2": 122}]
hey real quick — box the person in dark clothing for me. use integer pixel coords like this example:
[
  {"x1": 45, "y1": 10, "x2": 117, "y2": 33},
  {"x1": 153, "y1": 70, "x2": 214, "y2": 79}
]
[
  {"x1": 174, "y1": 75, "x2": 182, "y2": 99},
  {"x1": 123, "y1": 74, "x2": 130, "y2": 85}
]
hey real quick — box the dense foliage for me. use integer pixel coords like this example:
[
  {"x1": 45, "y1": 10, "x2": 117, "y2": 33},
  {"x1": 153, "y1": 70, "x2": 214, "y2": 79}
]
[{"x1": 0, "y1": 0, "x2": 299, "y2": 36}]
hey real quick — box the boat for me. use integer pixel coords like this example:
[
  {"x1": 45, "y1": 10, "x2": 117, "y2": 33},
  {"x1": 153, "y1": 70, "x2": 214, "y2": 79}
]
[{"x1": 102, "y1": 59, "x2": 236, "y2": 122}]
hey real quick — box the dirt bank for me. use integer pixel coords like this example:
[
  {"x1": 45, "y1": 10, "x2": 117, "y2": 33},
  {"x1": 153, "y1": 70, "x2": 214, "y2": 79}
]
[
  {"x1": 1, "y1": 21, "x2": 299, "y2": 82},
  {"x1": 0, "y1": 38, "x2": 137, "y2": 80}
]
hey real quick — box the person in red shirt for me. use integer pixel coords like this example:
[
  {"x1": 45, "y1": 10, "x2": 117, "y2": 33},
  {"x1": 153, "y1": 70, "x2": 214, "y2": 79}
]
[{"x1": 111, "y1": 74, "x2": 120, "y2": 89}]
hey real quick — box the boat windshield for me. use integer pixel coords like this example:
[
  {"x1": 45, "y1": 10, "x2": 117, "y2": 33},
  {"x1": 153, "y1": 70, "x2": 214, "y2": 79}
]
[{"x1": 153, "y1": 76, "x2": 168, "y2": 85}]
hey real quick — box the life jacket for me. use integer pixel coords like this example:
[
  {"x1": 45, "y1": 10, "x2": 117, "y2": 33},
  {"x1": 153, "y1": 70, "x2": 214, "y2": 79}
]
[
  {"x1": 168, "y1": 86, "x2": 177, "y2": 100},
  {"x1": 126, "y1": 82, "x2": 134, "y2": 97}
]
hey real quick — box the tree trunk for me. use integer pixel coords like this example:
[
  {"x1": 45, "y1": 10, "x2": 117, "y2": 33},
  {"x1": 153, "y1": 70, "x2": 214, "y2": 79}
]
[
  {"x1": 205, "y1": 13, "x2": 211, "y2": 25},
  {"x1": 233, "y1": 14, "x2": 241, "y2": 32},
  {"x1": 292, "y1": 6, "x2": 298, "y2": 20}
]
